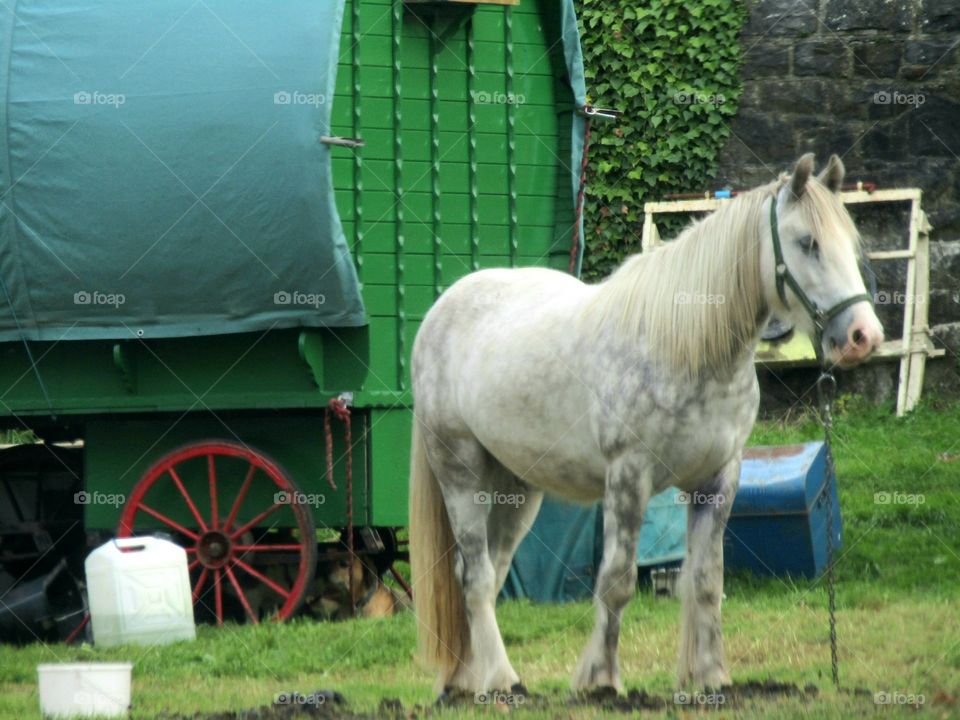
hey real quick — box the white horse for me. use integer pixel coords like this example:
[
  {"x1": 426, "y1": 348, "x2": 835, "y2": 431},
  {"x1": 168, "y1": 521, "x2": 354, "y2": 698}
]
[{"x1": 409, "y1": 154, "x2": 883, "y2": 697}]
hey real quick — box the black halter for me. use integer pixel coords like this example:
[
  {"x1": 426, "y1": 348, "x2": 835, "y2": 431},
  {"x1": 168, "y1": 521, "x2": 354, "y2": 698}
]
[{"x1": 769, "y1": 198, "x2": 873, "y2": 365}]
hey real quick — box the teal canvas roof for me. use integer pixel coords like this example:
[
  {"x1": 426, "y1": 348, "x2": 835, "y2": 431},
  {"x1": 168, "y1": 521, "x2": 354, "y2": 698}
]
[{"x1": 0, "y1": 0, "x2": 365, "y2": 341}]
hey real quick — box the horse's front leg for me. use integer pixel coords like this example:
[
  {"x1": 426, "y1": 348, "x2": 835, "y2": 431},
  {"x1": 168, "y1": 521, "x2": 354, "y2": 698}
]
[
  {"x1": 572, "y1": 458, "x2": 650, "y2": 692},
  {"x1": 677, "y1": 455, "x2": 739, "y2": 690}
]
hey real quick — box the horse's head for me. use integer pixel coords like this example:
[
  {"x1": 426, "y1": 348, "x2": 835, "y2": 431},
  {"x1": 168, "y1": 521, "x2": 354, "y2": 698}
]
[{"x1": 764, "y1": 153, "x2": 883, "y2": 368}]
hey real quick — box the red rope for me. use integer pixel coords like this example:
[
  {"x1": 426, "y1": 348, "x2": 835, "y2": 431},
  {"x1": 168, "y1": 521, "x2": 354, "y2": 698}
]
[
  {"x1": 324, "y1": 396, "x2": 355, "y2": 614},
  {"x1": 64, "y1": 613, "x2": 89, "y2": 644},
  {"x1": 323, "y1": 397, "x2": 351, "y2": 490},
  {"x1": 568, "y1": 116, "x2": 593, "y2": 275}
]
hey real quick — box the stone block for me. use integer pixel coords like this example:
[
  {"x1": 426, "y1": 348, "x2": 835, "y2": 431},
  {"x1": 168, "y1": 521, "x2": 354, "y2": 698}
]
[
  {"x1": 824, "y1": 0, "x2": 912, "y2": 32},
  {"x1": 908, "y1": 96, "x2": 960, "y2": 156},
  {"x1": 794, "y1": 40, "x2": 850, "y2": 77},
  {"x1": 745, "y1": 0, "x2": 819, "y2": 36},
  {"x1": 741, "y1": 42, "x2": 791, "y2": 79},
  {"x1": 901, "y1": 39, "x2": 959, "y2": 80},
  {"x1": 852, "y1": 40, "x2": 903, "y2": 78},
  {"x1": 921, "y1": 0, "x2": 960, "y2": 33}
]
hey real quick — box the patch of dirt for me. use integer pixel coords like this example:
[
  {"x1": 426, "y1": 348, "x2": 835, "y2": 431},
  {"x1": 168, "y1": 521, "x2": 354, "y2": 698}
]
[
  {"x1": 723, "y1": 680, "x2": 819, "y2": 702},
  {"x1": 570, "y1": 682, "x2": 820, "y2": 712},
  {"x1": 175, "y1": 681, "x2": 891, "y2": 718},
  {"x1": 170, "y1": 691, "x2": 418, "y2": 720},
  {"x1": 569, "y1": 686, "x2": 668, "y2": 712}
]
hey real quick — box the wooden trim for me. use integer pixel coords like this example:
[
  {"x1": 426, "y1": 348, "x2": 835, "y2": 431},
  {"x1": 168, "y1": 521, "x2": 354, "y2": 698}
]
[
  {"x1": 902, "y1": 207, "x2": 933, "y2": 415},
  {"x1": 755, "y1": 336, "x2": 944, "y2": 369},
  {"x1": 643, "y1": 188, "x2": 924, "y2": 215},
  {"x1": 867, "y1": 249, "x2": 914, "y2": 260}
]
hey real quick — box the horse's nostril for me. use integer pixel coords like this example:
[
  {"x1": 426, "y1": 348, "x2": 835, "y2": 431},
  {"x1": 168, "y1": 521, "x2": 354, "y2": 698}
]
[{"x1": 852, "y1": 328, "x2": 865, "y2": 346}]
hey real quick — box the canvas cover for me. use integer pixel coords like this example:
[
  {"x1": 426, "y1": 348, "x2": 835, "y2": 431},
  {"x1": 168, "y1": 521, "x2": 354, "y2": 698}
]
[
  {"x1": 500, "y1": 497, "x2": 602, "y2": 603},
  {"x1": 500, "y1": 489, "x2": 687, "y2": 604},
  {"x1": 0, "y1": 0, "x2": 364, "y2": 341},
  {"x1": 558, "y1": 0, "x2": 589, "y2": 276}
]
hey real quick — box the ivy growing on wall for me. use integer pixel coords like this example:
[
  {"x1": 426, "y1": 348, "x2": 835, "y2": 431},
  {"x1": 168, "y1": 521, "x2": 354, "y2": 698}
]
[{"x1": 578, "y1": 0, "x2": 748, "y2": 280}]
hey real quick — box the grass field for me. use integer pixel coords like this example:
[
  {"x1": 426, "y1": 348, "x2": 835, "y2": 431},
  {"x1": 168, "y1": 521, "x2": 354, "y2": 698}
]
[{"x1": 1, "y1": 399, "x2": 958, "y2": 718}]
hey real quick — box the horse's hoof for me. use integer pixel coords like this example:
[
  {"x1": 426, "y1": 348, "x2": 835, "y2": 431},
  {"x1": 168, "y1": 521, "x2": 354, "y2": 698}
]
[
  {"x1": 510, "y1": 682, "x2": 528, "y2": 697},
  {"x1": 435, "y1": 686, "x2": 473, "y2": 707}
]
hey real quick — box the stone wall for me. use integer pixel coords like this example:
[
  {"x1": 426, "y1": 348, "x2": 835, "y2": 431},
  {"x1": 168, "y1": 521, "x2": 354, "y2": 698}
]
[{"x1": 716, "y1": 0, "x2": 960, "y2": 411}]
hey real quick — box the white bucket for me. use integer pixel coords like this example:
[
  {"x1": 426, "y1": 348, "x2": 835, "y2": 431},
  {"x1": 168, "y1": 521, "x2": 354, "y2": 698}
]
[
  {"x1": 85, "y1": 536, "x2": 196, "y2": 647},
  {"x1": 37, "y1": 662, "x2": 132, "y2": 718}
]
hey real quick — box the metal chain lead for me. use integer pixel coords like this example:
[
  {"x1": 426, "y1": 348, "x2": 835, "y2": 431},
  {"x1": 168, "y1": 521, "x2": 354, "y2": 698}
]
[{"x1": 817, "y1": 372, "x2": 840, "y2": 688}]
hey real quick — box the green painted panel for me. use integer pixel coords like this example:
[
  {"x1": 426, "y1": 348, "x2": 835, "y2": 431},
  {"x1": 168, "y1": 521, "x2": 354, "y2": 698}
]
[
  {"x1": 83, "y1": 412, "x2": 369, "y2": 530},
  {"x1": 359, "y1": 65, "x2": 393, "y2": 98},
  {"x1": 517, "y1": 196, "x2": 557, "y2": 228},
  {"x1": 401, "y1": 67, "x2": 431, "y2": 100},
  {"x1": 405, "y1": 285, "x2": 436, "y2": 320},
  {"x1": 366, "y1": 317, "x2": 399, "y2": 391},
  {"x1": 362, "y1": 284, "x2": 397, "y2": 317},
  {"x1": 366, "y1": 253, "x2": 433, "y2": 286},
  {"x1": 359, "y1": 97, "x2": 397, "y2": 129},
  {"x1": 405, "y1": 221, "x2": 436, "y2": 254},
  {"x1": 363, "y1": 34, "x2": 393, "y2": 62},
  {"x1": 477, "y1": 163, "x2": 508, "y2": 191},
  {"x1": 477, "y1": 226, "x2": 510, "y2": 256},
  {"x1": 329, "y1": 0, "x2": 578, "y2": 405},
  {"x1": 435, "y1": 131, "x2": 470, "y2": 163},
  {"x1": 441, "y1": 255, "x2": 476, "y2": 286},
  {"x1": 477, "y1": 194, "x2": 510, "y2": 225},
  {"x1": 0, "y1": 329, "x2": 374, "y2": 419},
  {"x1": 401, "y1": 129, "x2": 431, "y2": 161},
  {"x1": 370, "y1": 408, "x2": 410, "y2": 526},
  {"x1": 474, "y1": 41, "x2": 508, "y2": 73},
  {"x1": 434, "y1": 226, "x2": 470, "y2": 255},
  {"x1": 361, "y1": 221, "x2": 397, "y2": 253},
  {"x1": 403, "y1": 193, "x2": 433, "y2": 226},
  {"x1": 358, "y1": 5, "x2": 391, "y2": 36}
]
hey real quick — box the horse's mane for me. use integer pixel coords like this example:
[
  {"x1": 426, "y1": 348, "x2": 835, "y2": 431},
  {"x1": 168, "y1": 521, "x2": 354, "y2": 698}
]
[{"x1": 587, "y1": 176, "x2": 859, "y2": 379}]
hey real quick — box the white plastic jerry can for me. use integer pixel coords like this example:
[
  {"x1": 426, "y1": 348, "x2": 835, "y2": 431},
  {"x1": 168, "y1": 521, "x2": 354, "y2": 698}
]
[{"x1": 85, "y1": 537, "x2": 196, "y2": 647}]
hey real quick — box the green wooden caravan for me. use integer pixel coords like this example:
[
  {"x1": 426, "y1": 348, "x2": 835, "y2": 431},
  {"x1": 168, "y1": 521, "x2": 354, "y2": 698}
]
[{"x1": 0, "y1": 0, "x2": 587, "y2": 623}]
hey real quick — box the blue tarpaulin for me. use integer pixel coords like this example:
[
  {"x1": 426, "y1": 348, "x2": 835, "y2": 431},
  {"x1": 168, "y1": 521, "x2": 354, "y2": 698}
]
[
  {"x1": 500, "y1": 497, "x2": 602, "y2": 603},
  {"x1": 501, "y1": 489, "x2": 687, "y2": 604}
]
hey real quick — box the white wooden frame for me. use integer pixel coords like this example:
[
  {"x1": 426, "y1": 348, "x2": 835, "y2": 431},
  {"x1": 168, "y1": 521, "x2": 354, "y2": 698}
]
[{"x1": 641, "y1": 189, "x2": 943, "y2": 416}]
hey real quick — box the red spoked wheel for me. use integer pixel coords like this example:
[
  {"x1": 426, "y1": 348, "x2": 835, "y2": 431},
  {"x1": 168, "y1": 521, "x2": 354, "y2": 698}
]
[{"x1": 117, "y1": 441, "x2": 316, "y2": 625}]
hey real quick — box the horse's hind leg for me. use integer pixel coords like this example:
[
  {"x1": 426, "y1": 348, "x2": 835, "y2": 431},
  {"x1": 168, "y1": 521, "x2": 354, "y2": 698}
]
[
  {"x1": 430, "y1": 438, "x2": 522, "y2": 693},
  {"x1": 485, "y1": 466, "x2": 544, "y2": 595},
  {"x1": 677, "y1": 456, "x2": 739, "y2": 690},
  {"x1": 572, "y1": 457, "x2": 651, "y2": 691}
]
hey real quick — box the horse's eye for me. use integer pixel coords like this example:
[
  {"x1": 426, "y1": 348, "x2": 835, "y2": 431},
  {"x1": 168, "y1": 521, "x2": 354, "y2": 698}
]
[{"x1": 797, "y1": 235, "x2": 819, "y2": 257}]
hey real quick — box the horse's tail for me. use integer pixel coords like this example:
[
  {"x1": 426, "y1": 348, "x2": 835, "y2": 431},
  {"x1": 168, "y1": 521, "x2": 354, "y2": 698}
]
[{"x1": 409, "y1": 416, "x2": 468, "y2": 690}]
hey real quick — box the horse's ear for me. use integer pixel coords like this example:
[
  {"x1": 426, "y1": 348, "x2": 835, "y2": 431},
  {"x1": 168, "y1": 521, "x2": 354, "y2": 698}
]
[
  {"x1": 789, "y1": 153, "x2": 815, "y2": 201},
  {"x1": 817, "y1": 153, "x2": 845, "y2": 193}
]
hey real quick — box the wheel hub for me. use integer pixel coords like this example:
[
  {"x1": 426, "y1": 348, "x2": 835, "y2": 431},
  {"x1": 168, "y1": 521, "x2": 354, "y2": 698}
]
[{"x1": 197, "y1": 530, "x2": 232, "y2": 568}]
